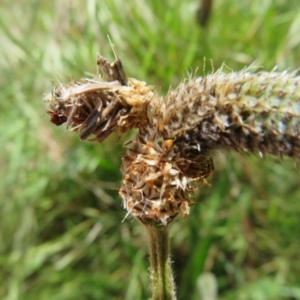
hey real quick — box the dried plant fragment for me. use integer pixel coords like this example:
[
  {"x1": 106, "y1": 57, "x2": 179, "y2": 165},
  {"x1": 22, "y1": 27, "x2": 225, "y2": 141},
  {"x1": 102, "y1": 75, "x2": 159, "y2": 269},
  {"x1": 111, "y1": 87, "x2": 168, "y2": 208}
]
[
  {"x1": 160, "y1": 69, "x2": 300, "y2": 160},
  {"x1": 44, "y1": 55, "x2": 155, "y2": 142},
  {"x1": 120, "y1": 68, "x2": 300, "y2": 224},
  {"x1": 120, "y1": 130, "x2": 212, "y2": 225},
  {"x1": 44, "y1": 54, "x2": 300, "y2": 225},
  {"x1": 196, "y1": 0, "x2": 214, "y2": 27},
  {"x1": 97, "y1": 53, "x2": 127, "y2": 85}
]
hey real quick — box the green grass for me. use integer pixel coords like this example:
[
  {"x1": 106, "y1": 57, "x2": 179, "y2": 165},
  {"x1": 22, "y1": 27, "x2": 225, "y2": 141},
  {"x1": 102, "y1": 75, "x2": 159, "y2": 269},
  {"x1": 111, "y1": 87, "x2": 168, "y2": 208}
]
[{"x1": 1, "y1": 0, "x2": 300, "y2": 299}]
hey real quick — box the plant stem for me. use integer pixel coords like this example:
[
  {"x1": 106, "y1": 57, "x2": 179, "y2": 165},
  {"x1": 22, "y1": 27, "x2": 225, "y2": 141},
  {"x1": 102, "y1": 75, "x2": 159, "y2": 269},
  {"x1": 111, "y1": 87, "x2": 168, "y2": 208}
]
[{"x1": 143, "y1": 221, "x2": 176, "y2": 300}]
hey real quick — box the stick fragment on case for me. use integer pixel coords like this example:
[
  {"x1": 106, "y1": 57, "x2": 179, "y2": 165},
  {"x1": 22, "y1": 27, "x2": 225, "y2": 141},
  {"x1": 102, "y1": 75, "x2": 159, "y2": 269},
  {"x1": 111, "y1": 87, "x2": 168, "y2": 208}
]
[{"x1": 96, "y1": 44, "x2": 127, "y2": 86}]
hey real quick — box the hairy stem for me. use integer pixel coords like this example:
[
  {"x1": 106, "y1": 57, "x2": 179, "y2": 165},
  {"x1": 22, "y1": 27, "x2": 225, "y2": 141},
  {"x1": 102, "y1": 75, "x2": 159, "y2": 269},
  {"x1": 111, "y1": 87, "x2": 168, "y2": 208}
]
[{"x1": 143, "y1": 221, "x2": 176, "y2": 300}]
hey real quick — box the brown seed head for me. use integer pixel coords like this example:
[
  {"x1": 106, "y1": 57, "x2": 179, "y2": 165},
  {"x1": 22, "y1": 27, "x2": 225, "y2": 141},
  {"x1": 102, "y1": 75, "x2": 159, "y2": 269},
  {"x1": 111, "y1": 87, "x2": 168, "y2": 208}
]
[
  {"x1": 161, "y1": 69, "x2": 300, "y2": 160},
  {"x1": 44, "y1": 54, "x2": 300, "y2": 225},
  {"x1": 43, "y1": 78, "x2": 155, "y2": 142},
  {"x1": 119, "y1": 129, "x2": 213, "y2": 225}
]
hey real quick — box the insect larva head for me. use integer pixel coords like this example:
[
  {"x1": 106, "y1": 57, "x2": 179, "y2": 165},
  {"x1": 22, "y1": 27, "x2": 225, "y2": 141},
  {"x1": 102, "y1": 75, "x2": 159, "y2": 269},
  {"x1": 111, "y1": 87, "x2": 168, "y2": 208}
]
[{"x1": 46, "y1": 111, "x2": 67, "y2": 126}]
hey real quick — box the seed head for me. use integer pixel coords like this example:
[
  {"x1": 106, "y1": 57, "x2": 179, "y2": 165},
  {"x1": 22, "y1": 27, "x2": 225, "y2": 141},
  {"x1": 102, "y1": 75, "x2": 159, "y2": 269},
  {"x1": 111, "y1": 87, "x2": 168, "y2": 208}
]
[
  {"x1": 161, "y1": 69, "x2": 300, "y2": 160},
  {"x1": 44, "y1": 54, "x2": 300, "y2": 225},
  {"x1": 119, "y1": 129, "x2": 213, "y2": 225},
  {"x1": 44, "y1": 76, "x2": 154, "y2": 142}
]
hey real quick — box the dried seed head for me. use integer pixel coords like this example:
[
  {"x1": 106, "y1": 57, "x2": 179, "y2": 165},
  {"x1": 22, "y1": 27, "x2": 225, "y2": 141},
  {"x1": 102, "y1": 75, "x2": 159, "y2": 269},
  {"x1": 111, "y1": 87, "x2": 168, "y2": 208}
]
[
  {"x1": 44, "y1": 54, "x2": 300, "y2": 225},
  {"x1": 119, "y1": 129, "x2": 213, "y2": 225},
  {"x1": 161, "y1": 69, "x2": 300, "y2": 160},
  {"x1": 119, "y1": 68, "x2": 300, "y2": 224},
  {"x1": 44, "y1": 54, "x2": 156, "y2": 142},
  {"x1": 44, "y1": 77, "x2": 155, "y2": 142}
]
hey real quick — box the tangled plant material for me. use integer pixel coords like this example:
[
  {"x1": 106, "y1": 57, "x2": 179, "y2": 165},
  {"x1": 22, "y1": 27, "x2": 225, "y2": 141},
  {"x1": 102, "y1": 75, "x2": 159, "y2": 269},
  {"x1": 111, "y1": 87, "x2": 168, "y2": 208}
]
[{"x1": 44, "y1": 54, "x2": 300, "y2": 225}]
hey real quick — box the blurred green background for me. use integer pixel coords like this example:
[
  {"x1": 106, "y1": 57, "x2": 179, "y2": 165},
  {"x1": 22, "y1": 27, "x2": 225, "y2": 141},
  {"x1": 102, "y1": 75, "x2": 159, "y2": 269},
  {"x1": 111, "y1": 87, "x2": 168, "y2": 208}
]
[{"x1": 1, "y1": 0, "x2": 300, "y2": 299}]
